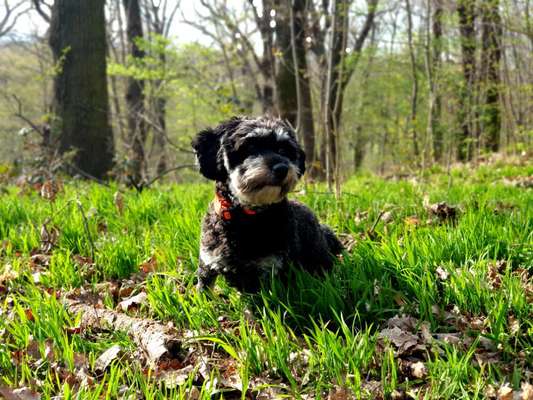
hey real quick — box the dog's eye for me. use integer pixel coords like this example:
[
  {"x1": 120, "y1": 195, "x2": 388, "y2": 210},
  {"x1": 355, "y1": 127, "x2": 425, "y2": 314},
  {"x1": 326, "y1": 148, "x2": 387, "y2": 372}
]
[{"x1": 278, "y1": 145, "x2": 296, "y2": 159}]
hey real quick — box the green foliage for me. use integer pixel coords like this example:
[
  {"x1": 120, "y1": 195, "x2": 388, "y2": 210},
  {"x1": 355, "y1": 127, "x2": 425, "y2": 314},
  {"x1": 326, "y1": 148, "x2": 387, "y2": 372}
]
[{"x1": 0, "y1": 164, "x2": 531, "y2": 398}]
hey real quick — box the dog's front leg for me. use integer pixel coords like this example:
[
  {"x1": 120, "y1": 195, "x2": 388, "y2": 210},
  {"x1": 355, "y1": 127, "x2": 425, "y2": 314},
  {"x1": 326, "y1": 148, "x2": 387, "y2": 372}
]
[{"x1": 196, "y1": 259, "x2": 218, "y2": 291}]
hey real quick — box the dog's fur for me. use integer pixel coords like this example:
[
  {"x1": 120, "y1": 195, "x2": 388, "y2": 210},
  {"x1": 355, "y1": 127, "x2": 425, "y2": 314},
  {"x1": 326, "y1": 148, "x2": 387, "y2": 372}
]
[{"x1": 192, "y1": 116, "x2": 343, "y2": 292}]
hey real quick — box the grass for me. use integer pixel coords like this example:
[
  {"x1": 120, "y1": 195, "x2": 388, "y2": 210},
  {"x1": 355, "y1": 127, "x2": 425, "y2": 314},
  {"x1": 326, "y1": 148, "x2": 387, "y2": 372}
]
[{"x1": 0, "y1": 162, "x2": 531, "y2": 399}]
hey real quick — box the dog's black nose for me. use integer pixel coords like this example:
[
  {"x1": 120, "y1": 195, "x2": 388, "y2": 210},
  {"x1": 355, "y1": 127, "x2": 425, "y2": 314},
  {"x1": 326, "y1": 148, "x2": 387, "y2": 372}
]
[{"x1": 272, "y1": 163, "x2": 288, "y2": 181}]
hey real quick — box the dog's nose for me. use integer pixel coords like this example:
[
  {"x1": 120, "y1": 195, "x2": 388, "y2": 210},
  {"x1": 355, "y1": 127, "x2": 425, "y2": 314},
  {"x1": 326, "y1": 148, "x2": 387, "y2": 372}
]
[{"x1": 272, "y1": 163, "x2": 288, "y2": 181}]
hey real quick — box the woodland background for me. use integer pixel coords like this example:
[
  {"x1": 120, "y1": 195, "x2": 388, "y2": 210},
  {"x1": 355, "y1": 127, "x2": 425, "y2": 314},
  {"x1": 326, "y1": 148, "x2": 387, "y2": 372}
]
[{"x1": 0, "y1": 0, "x2": 531, "y2": 188}]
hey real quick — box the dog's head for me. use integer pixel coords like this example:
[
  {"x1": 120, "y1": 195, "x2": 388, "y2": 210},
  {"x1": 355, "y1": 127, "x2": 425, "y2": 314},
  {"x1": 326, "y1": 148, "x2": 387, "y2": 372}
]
[{"x1": 192, "y1": 116, "x2": 305, "y2": 206}]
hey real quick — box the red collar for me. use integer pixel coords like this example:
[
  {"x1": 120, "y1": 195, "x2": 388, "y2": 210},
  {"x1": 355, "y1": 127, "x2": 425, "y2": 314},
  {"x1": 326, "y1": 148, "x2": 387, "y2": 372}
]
[{"x1": 214, "y1": 191, "x2": 257, "y2": 221}]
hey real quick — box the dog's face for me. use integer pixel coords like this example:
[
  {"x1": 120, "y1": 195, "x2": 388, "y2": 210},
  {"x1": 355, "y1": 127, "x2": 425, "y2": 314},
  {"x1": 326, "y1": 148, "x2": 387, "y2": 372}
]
[{"x1": 192, "y1": 116, "x2": 305, "y2": 206}]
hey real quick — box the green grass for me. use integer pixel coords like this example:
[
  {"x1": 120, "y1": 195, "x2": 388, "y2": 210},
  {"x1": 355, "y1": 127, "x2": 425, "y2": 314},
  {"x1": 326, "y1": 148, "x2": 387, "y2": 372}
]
[{"x1": 0, "y1": 162, "x2": 531, "y2": 399}]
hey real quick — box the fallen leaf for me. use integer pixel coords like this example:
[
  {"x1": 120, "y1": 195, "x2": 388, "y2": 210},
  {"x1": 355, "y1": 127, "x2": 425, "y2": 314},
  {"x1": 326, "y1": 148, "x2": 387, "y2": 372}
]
[
  {"x1": 95, "y1": 345, "x2": 121, "y2": 372},
  {"x1": 381, "y1": 211, "x2": 394, "y2": 223},
  {"x1": 139, "y1": 256, "x2": 157, "y2": 273},
  {"x1": 0, "y1": 387, "x2": 41, "y2": 400},
  {"x1": 378, "y1": 327, "x2": 420, "y2": 354},
  {"x1": 114, "y1": 192, "x2": 124, "y2": 215},
  {"x1": 404, "y1": 216, "x2": 421, "y2": 226},
  {"x1": 118, "y1": 292, "x2": 147, "y2": 312},
  {"x1": 386, "y1": 315, "x2": 419, "y2": 332},
  {"x1": 40, "y1": 180, "x2": 60, "y2": 201},
  {"x1": 158, "y1": 365, "x2": 194, "y2": 388},
  {"x1": 410, "y1": 361, "x2": 427, "y2": 379},
  {"x1": 39, "y1": 224, "x2": 59, "y2": 253},
  {"x1": 0, "y1": 264, "x2": 19, "y2": 285},
  {"x1": 497, "y1": 384, "x2": 513, "y2": 400},
  {"x1": 436, "y1": 266, "x2": 449, "y2": 280},
  {"x1": 426, "y1": 201, "x2": 458, "y2": 223},
  {"x1": 520, "y1": 382, "x2": 533, "y2": 400},
  {"x1": 328, "y1": 387, "x2": 353, "y2": 400}
]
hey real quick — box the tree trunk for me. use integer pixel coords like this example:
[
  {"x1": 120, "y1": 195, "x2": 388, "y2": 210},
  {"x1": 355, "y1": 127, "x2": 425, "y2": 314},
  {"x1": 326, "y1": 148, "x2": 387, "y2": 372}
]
[
  {"x1": 428, "y1": 0, "x2": 443, "y2": 162},
  {"x1": 324, "y1": 0, "x2": 350, "y2": 190},
  {"x1": 405, "y1": 0, "x2": 420, "y2": 160},
  {"x1": 457, "y1": 0, "x2": 477, "y2": 161},
  {"x1": 49, "y1": 0, "x2": 114, "y2": 179},
  {"x1": 293, "y1": 0, "x2": 316, "y2": 175},
  {"x1": 274, "y1": 1, "x2": 298, "y2": 126},
  {"x1": 123, "y1": 0, "x2": 147, "y2": 186},
  {"x1": 480, "y1": 0, "x2": 502, "y2": 152}
]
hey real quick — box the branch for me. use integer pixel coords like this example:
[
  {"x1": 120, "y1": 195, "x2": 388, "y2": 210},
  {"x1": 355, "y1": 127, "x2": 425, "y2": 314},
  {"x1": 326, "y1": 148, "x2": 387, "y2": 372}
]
[
  {"x1": 31, "y1": 0, "x2": 51, "y2": 23},
  {"x1": 0, "y1": 0, "x2": 29, "y2": 37}
]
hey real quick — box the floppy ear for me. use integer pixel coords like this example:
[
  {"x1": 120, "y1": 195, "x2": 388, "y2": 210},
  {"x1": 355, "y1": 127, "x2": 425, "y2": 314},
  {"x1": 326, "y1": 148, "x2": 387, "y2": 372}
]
[
  {"x1": 297, "y1": 148, "x2": 306, "y2": 177},
  {"x1": 191, "y1": 116, "x2": 243, "y2": 181},
  {"x1": 191, "y1": 128, "x2": 224, "y2": 180}
]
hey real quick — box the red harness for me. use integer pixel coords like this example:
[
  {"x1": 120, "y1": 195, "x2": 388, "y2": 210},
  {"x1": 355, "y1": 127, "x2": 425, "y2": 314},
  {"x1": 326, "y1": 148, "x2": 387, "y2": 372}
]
[{"x1": 214, "y1": 191, "x2": 257, "y2": 221}]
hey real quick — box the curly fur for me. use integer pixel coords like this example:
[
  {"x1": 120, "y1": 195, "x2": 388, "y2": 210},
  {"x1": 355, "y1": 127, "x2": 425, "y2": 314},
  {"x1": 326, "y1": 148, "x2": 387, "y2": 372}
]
[{"x1": 192, "y1": 116, "x2": 343, "y2": 292}]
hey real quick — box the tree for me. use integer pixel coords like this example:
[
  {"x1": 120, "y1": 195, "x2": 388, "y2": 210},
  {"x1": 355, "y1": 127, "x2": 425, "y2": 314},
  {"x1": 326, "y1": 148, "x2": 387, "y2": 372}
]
[
  {"x1": 426, "y1": 0, "x2": 443, "y2": 162},
  {"x1": 291, "y1": 0, "x2": 316, "y2": 174},
  {"x1": 123, "y1": 0, "x2": 147, "y2": 186},
  {"x1": 480, "y1": 0, "x2": 502, "y2": 152},
  {"x1": 49, "y1": 0, "x2": 114, "y2": 179},
  {"x1": 457, "y1": 0, "x2": 477, "y2": 161},
  {"x1": 142, "y1": 0, "x2": 181, "y2": 174}
]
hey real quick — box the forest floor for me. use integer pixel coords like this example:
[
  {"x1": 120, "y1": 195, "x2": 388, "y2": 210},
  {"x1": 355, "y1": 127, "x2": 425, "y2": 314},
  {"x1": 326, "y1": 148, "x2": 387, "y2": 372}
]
[{"x1": 0, "y1": 161, "x2": 531, "y2": 399}]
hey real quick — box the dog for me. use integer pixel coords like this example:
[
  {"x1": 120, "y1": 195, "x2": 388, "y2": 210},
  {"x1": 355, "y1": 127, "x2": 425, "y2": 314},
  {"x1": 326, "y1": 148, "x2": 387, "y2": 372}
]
[{"x1": 192, "y1": 116, "x2": 343, "y2": 292}]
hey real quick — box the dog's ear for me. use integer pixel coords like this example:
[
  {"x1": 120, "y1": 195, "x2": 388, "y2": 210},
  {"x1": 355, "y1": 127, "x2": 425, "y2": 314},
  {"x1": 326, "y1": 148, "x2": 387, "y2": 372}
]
[
  {"x1": 191, "y1": 116, "x2": 243, "y2": 181},
  {"x1": 297, "y1": 148, "x2": 306, "y2": 177}
]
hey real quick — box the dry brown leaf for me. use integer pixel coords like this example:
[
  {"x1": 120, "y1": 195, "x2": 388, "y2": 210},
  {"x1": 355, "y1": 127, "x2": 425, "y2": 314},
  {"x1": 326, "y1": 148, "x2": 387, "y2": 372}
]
[
  {"x1": 404, "y1": 216, "x2": 421, "y2": 226},
  {"x1": 40, "y1": 180, "x2": 60, "y2": 201},
  {"x1": 520, "y1": 382, "x2": 533, "y2": 400},
  {"x1": 158, "y1": 365, "x2": 194, "y2": 388},
  {"x1": 436, "y1": 266, "x2": 449, "y2": 281},
  {"x1": 378, "y1": 327, "x2": 420, "y2": 354},
  {"x1": 386, "y1": 315, "x2": 419, "y2": 332},
  {"x1": 39, "y1": 224, "x2": 59, "y2": 253},
  {"x1": 113, "y1": 192, "x2": 124, "y2": 215},
  {"x1": 0, "y1": 264, "x2": 19, "y2": 285},
  {"x1": 497, "y1": 384, "x2": 513, "y2": 400},
  {"x1": 118, "y1": 292, "x2": 147, "y2": 312},
  {"x1": 410, "y1": 361, "x2": 427, "y2": 379},
  {"x1": 139, "y1": 256, "x2": 157, "y2": 273},
  {"x1": 381, "y1": 211, "x2": 394, "y2": 223},
  {"x1": 426, "y1": 201, "x2": 458, "y2": 222},
  {"x1": 0, "y1": 387, "x2": 41, "y2": 400},
  {"x1": 327, "y1": 387, "x2": 354, "y2": 400},
  {"x1": 95, "y1": 344, "x2": 121, "y2": 372}
]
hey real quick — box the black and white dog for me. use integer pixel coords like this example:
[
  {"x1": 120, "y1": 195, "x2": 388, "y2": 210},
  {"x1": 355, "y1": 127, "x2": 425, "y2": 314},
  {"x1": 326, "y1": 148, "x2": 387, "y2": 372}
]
[{"x1": 192, "y1": 116, "x2": 342, "y2": 292}]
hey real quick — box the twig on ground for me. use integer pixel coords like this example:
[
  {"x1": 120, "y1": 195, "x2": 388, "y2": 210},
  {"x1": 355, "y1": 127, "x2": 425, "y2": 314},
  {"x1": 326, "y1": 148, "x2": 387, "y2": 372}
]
[{"x1": 64, "y1": 298, "x2": 181, "y2": 365}]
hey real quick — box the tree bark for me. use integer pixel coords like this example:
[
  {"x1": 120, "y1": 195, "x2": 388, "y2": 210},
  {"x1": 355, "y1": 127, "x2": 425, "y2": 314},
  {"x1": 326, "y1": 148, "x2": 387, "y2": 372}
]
[
  {"x1": 405, "y1": 0, "x2": 420, "y2": 159},
  {"x1": 49, "y1": 0, "x2": 114, "y2": 179},
  {"x1": 292, "y1": 0, "x2": 316, "y2": 175},
  {"x1": 457, "y1": 0, "x2": 477, "y2": 161},
  {"x1": 480, "y1": 0, "x2": 502, "y2": 152},
  {"x1": 274, "y1": 0, "x2": 298, "y2": 126},
  {"x1": 428, "y1": 0, "x2": 443, "y2": 162},
  {"x1": 123, "y1": 0, "x2": 147, "y2": 186}
]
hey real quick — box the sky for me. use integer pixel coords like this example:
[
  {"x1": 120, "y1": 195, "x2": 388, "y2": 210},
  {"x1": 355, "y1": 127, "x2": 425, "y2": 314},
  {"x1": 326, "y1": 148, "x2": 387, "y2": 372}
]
[{"x1": 1, "y1": 1, "x2": 220, "y2": 44}]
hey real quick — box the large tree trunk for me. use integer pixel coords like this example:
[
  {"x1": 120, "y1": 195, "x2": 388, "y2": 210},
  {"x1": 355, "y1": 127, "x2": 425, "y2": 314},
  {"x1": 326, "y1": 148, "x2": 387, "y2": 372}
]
[
  {"x1": 274, "y1": 1, "x2": 298, "y2": 126},
  {"x1": 428, "y1": 0, "x2": 443, "y2": 162},
  {"x1": 123, "y1": 0, "x2": 147, "y2": 186},
  {"x1": 405, "y1": 0, "x2": 420, "y2": 160},
  {"x1": 480, "y1": 0, "x2": 502, "y2": 152},
  {"x1": 324, "y1": 0, "x2": 350, "y2": 190},
  {"x1": 275, "y1": 0, "x2": 317, "y2": 176},
  {"x1": 457, "y1": 0, "x2": 477, "y2": 161},
  {"x1": 292, "y1": 0, "x2": 316, "y2": 176},
  {"x1": 49, "y1": 0, "x2": 114, "y2": 179}
]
